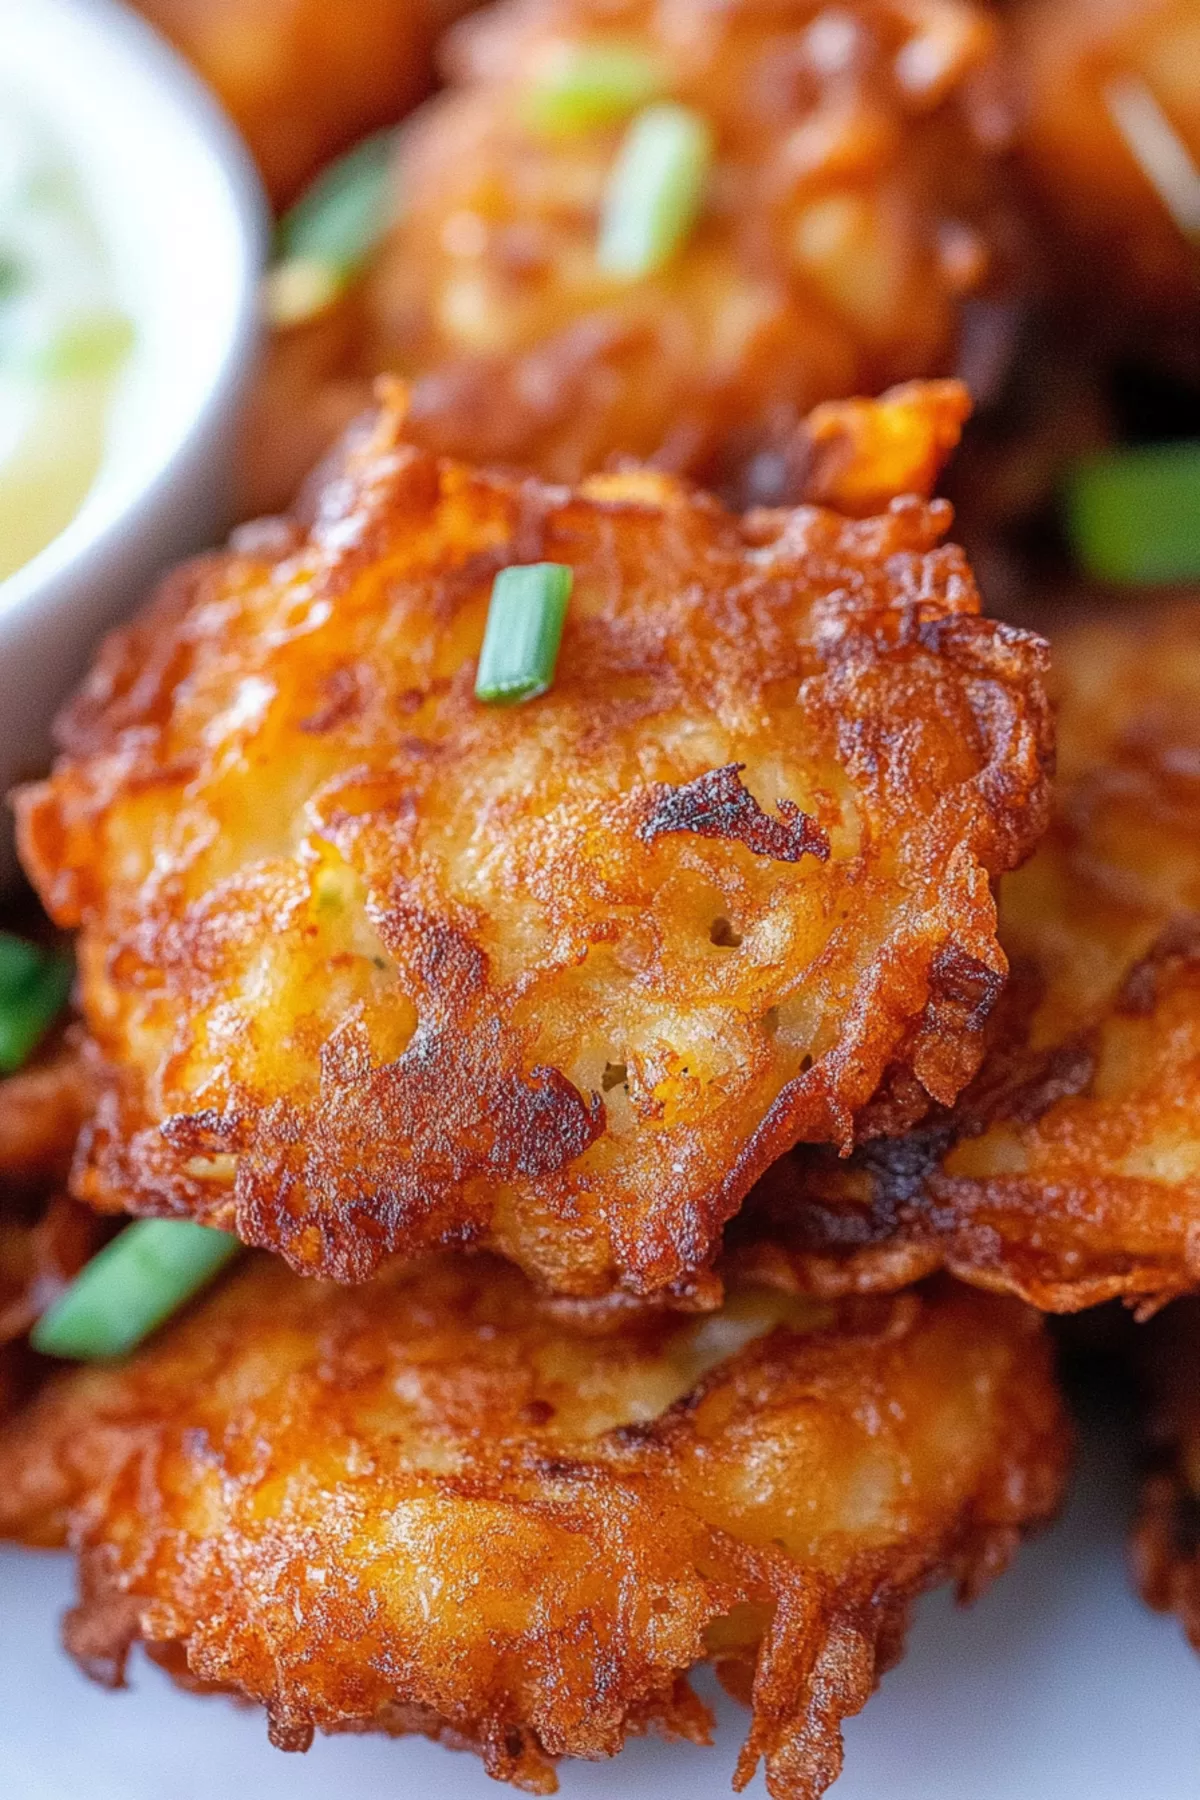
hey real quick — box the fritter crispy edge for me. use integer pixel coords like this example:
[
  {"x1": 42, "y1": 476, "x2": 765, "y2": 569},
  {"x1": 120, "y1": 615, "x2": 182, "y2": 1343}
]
[
  {"x1": 0, "y1": 1260, "x2": 1068, "y2": 1796},
  {"x1": 731, "y1": 600, "x2": 1200, "y2": 1313},
  {"x1": 17, "y1": 386, "x2": 1052, "y2": 1298}
]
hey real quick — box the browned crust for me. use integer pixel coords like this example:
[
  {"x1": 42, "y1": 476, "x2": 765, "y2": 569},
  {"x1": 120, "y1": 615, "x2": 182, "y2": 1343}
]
[
  {"x1": 241, "y1": 0, "x2": 1016, "y2": 516},
  {"x1": 730, "y1": 601, "x2": 1200, "y2": 1315},
  {"x1": 1132, "y1": 1300, "x2": 1200, "y2": 1651},
  {"x1": 17, "y1": 389, "x2": 1052, "y2": 1297},
  {"x1": 0, "y1": 1261, "x2": 1069, "y2": 1795}
]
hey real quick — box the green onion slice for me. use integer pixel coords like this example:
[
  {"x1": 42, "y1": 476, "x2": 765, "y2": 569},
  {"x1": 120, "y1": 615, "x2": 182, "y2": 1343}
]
[
  {"x1": 277, "y1": 128, "x2": 398, "y2": 271},
  {"x1": 0, "y1": 934, "x2": 72, "y2": 1074},
  {"x1": 1066, "y1": 440, "x2": 1200, "y2": 583},
  {"x1": 31, "y1": 1220, "x2": 241, "y2": 1361},
  {"x1": 268, "y1": 128, "x2": 398, "y2": 325},
  {"x1": 597, "y1": 102, "x2": 713, "y2": 279},
  {"x1": 1105, "y1": 75, "x2": 1200, "y2": 247},
  {"x1": 523, "y1": 42, "x2": 668, "y2": 135},
  {"x1": 476, "y1": 562, "x2": 573, "y2": 704}
]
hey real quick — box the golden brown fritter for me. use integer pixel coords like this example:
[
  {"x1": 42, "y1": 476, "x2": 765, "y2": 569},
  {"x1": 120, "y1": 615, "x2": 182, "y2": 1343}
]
[
  {"x1": 17, "y1": 386, "x2": 1052, "y2": 1298},
  {"x1": 243, "y1": 0, "x2": 1017, "y2": 514},
  {"x1": 1132, "y1": 1299, "x2": 1200, "y2": 1649},
  {"x1": 1015, "y1": 0, "x2": 1200, "y2": 333},
  {"x1": 0, "y1": 1041, "x2": 101, "y2": 1416},
  {"x1": 0, "y1": 1255, "x2": 1069, "y2": 1795},
  {"x1": 731, "y1": 599, "x2": 1200, "y2": 1314},
  {"x1": 132, "y1": 0, "x2": 477, "y2": 207}
]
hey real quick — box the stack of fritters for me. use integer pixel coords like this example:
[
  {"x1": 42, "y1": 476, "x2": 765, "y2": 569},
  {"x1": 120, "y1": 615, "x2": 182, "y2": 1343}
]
[
  {"x1": 10, "y1": 0, "x2": 1200, "y2": 1784},
  {"x1": 0, "y1": 379, "x2": 1075, "y2": 1795}
]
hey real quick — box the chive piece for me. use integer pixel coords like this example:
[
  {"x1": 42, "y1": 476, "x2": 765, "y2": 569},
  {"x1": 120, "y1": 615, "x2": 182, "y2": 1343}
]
[
  {"x1": 268, "y1": 128, "x2": 398, "y2": 327},
  {"x1": 597, "y1": 102, "x2": 713, "y2": 278},
  {"x1": 262, "y1": 256, "x2": 345, "y2": 328},
  {"x1": 1066, "y1": 441, "x2": 1200, "y2": 583},
  {"x1": 276, "y1": 129, "x2": 398, "y2": 275},
  {"x1": 30, "y1": 1220, "x2": 240, "y2": 1361},
  {"x1": 1105, "y1": 75, "x2": 1200, "y2": 246},
  {"x1": 523, "y1": 42, "x2": 668, "y2": 135},
  {"x1": 476, "y1": 562, "x2": 573, "y2": 705},
  {"x1": 0, "y1": 935, "x2": 72, "y2": 1074}
]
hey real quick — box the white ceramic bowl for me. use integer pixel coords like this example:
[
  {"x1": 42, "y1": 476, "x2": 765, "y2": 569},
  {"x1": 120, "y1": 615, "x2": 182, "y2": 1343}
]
[{"x1": 0, "y1": 0, "x2": 267, "y2": 871}]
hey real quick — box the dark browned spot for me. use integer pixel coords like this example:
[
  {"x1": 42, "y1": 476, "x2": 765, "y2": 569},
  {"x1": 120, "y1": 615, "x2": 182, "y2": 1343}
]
[
  {"x1": 709, "y1": 917, "x2": 744, "y2": 948},
  {"x1": 637, "y1": 764, "x2": 830, "y2": 864},
  {"x1": 601, "y1": 1062, "x2": 628, "y2": 1092}
]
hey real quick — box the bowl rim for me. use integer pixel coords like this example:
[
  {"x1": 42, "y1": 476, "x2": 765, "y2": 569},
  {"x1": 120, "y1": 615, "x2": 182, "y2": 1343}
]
[{"x1": 0, "y1": 0, "x2": 267, "y2": 628}]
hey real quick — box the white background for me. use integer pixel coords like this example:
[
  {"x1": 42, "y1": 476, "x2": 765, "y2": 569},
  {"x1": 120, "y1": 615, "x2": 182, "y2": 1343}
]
[{"x1": 3, "y1": 1412, "x2": 1200, "y2": 1800}]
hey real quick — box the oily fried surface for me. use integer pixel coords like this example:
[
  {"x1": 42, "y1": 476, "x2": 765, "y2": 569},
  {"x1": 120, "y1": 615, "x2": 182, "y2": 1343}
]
[
  {"x1": 132, "y1": 0, "x2": 477, "y2": 206},
  {"x1": 0, "y1": 1039, "x2": 101, "y2": 1415},
  {"x1": 17, "y1": 389, "x2": 1052, "y2": 1297},
  {"x1": 1014, "y1": 0, "x2": 1200, "y2": 332},
  {"x1": 1132, "y1": 1299, "x2": 1200, "y2": 1649},
  {"x1": 731, "y1": 598, "x2": 1200, "y2": 1313},
  {"x1": 243, "y1": 0, "x2": 1015, "y2": 513},
  {"x1": 0, "y1": 1257, "x2": 1069, "y2": 1795}
]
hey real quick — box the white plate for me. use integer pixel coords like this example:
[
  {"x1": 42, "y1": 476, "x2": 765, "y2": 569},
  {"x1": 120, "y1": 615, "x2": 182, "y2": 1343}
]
[{"x1": 2, "y1": 1414, "x2": 1198, "y2": 1799}]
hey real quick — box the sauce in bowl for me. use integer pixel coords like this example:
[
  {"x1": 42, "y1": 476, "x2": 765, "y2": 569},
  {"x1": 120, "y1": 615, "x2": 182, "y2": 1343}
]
[{"x1": 0, "y1": 97, "x2": 132, "y2": 582}]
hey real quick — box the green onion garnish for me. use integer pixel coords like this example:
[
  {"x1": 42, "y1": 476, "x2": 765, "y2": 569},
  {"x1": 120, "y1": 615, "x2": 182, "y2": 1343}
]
[
  {"x1": 597, "y1": 102, "x2": 713, "y2": 279},
  {"x1": 523, "y1": 42, "x2": 668, "y2": 135},
  {"x1": 30, "y1": 1220, "x2": 240, "y2": 1361},
  {"x1": 1066, "y1": 441, "x2": 1200, "y2": 583},
  {"x1": 1105, "y1": 75, "x2": 1200, "y2": 247},
  {"x1": 268, "y1": 129, "x2": 397, "y2": 325},
  {"x1": 0, "y1": 934, "x2": 72, "y2": 1074},
  {"x1": 476, "y1": 562, "x2": 573, "y2": 705}
]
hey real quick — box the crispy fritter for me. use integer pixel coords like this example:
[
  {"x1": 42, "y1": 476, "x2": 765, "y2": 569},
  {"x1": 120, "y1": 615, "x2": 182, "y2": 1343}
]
[
  {"x1": 132, "y1": 0, "x2": 477, "y2": 206},
  {"x1": 17, "y1": 387, "x2": 1052, "y2": 1298},
  {"x1": 1132, "y1": 1299, "x2": 1200, "y2": 1649},
  {"x1": 0, "y1": 1041, "x2": 101, "y2": 1415},
  {"x1": 0, "y1": 1255, "x2": 1069, "y2": 1795},
  {"x1": 1015, "y1": 0, "x2": 1200, "y2": 331},
  {"x1": 731, "y1": 599, "x2": 1200, "y2": 1313},
  {"x1": 243, "y1": 0, "x2": 1016, "y2": 513}
]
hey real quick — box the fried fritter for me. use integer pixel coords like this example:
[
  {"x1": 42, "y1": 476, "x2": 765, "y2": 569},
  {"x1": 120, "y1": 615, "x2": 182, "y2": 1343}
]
[
  {"x1": 243, "y1": 0, "x2": 1016, "y2": 514},
  {"x1": 132, "y1": 0, "x2": 477, "y2": 207},
  {"x1": 16, "y1": 386, "x2": 1052, "y2": 1298},
  {"x1": 0, "y1": 1041, "x2": 101, "y2": 1416},
  {"x1": 1015, "y1": 0, "x2": 1200, "y2": 332},
  {"x1": 1132, "y1": 1299, "x2": 1200, "y2": 1649},
  {"x1": 732, "y1": 599, "x2": 1200, "y2": 1313},
  {"x1": 0, "y1": 1254, "x2": 1069, "y2": 1794}
]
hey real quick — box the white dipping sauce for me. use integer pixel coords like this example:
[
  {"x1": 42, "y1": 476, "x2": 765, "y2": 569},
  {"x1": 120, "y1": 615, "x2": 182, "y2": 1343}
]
[{"x1": 0, "y1": 96, "x2": 132, "y2": 581}]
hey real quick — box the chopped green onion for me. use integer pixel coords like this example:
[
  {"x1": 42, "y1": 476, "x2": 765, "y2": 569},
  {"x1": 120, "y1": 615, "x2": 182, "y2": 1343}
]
[
  {"x1": 277, "y1": 129, "x2": 397, "y2": 273},
  {"x1": 1105, "y1": 75, "x2": 1200, "y2": 247},
  {"x1": 268, "y1": 129, "x2": 398, "y2": 326},
  {"x1": 262, "y1": 256, "x2": 345, "y2": 328},
  {"x1": 0, "y1": 934, "x2": 72, "y2": 1074},
  {"x1": 523, "y1": 42, "x2": 668, "y2": 135},
  {"x1": 597, "y1": 102, "x2": 713, "y2": 279},
  {"x1": 1066, "y1": 441, "x2": 1200, "y2": 583},
  {"x1": 476, "y1": 562, "x2": 573, "y2": 705},
  {"x1": 30, "y1": 1220, "x2": 240, "y2": 1361}
]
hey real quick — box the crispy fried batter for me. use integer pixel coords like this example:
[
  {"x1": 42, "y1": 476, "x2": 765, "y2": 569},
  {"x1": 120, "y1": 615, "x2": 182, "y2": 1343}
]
[
  {"x1": 243, "y1": 0, "x2": 1016, "y2": 513},
  {"x1": 1015, "y1": 0, "x2": 1200, "y2": 331},
  {"x1": 131, "y1": 0, "x2": 476, "y2": 206},
  {"x1": 732, "y1": 599, "x2": 1200, "y2": 1313},
  {"x1": 1132, "y1": 1299, "x2": 1200, "y2": 1649},
  {"x1": 17, "y1": 388, "x2": 1052, "y2": 1297},
  {"x1": 0, "y1": 1255, "x2": 1069, "y2": 1795},
  {"x1": 0, "y1": 1039, "x2": 101, "y2": 1415}
]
